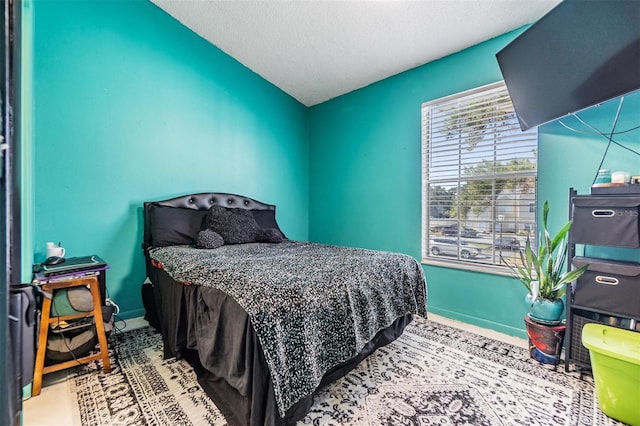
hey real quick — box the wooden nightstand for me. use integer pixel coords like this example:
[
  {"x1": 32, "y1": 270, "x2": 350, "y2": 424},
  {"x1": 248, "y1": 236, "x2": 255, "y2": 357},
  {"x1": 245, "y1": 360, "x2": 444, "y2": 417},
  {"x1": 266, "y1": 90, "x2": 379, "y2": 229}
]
[{"x1": 31, "y1": 273, "x2": 111, "y2": 396}]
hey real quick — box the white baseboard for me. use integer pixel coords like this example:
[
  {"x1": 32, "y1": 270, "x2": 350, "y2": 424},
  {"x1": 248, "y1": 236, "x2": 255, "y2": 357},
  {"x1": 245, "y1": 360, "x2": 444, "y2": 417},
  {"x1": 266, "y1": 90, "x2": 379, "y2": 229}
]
[
  {"x1": 429, "y1": 313, "x2": 527, "y2": 349},
  {"x1": 114, "y1": 316, "x2": 149, "y2": 333}
]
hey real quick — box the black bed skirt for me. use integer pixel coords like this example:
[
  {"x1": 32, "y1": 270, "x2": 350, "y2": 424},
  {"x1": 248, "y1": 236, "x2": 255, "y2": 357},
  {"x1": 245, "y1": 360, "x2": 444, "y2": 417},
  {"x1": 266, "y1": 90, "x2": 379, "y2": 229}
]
[
  {"x1": 153, "y1": 267, "x2": 413, "y2": 426},
  {"x1": 185, "y1": 313, "x2": 413, "y2": 426}
]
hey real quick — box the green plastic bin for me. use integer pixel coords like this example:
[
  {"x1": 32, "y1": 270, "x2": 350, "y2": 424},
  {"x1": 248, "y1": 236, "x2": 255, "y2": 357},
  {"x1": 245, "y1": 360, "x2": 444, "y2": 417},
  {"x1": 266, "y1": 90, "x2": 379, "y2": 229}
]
[{"x1": 582, "y1": 324, "x2": 640, "y2": 426}]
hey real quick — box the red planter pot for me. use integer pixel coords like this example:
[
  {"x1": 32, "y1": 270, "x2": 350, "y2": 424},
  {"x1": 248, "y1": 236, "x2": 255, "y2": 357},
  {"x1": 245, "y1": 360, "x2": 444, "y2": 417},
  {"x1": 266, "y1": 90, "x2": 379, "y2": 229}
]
[{"x1": 524, "y1": 315, "x2": 567, "y2": 365}]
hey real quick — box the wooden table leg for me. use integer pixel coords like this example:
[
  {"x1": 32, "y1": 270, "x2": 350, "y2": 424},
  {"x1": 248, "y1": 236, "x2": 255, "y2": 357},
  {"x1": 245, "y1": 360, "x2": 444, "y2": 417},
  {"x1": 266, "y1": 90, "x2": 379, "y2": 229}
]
[
  {"x1": 31, "y1": 286, "x2": 52, "y2": 397},
  {"x1": 88, "y1": 279, "x2": 111, "y2": 373}
]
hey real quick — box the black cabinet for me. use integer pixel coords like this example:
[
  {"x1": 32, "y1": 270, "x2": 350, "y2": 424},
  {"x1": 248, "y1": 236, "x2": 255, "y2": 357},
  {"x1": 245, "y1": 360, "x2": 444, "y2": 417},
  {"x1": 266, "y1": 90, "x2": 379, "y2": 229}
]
[{"x1": 565, "y1": 189, "x2": 640, "y2": 372}]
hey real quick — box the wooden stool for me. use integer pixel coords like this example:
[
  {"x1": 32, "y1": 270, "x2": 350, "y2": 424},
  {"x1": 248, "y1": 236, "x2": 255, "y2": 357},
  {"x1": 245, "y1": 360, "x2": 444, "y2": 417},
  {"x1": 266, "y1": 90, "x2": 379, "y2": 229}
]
[{"x1": 31, "y1": 275, "x2": 111, "y2": 396}]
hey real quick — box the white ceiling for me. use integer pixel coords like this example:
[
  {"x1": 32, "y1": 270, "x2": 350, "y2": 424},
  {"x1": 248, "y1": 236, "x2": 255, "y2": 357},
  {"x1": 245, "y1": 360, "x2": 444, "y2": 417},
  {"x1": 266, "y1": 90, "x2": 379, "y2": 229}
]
[{"x1": 150, "y1": 0, "x2": 562, "y2": 106}]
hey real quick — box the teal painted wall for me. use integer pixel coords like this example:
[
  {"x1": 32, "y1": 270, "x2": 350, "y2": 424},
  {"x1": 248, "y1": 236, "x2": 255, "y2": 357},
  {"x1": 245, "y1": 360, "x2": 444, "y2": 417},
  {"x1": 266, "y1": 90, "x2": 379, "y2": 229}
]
[
  {"x1": 308, "y1": 29, "x2": 640, "y2": 338},
  {"x1": 32, "y1": 0, "x2": 309, "y2": 319}
]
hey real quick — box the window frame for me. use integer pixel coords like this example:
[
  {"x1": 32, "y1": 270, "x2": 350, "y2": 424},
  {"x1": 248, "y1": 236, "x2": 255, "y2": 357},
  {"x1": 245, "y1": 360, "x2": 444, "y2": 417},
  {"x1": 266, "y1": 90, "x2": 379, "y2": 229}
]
[{"x1": 421, "y1": 81, "x2": 538, "y2": 274}]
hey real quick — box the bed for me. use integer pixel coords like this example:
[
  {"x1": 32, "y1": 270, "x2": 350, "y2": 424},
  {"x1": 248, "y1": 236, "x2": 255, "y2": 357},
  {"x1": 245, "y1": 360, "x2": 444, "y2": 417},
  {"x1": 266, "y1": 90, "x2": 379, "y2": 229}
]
[{"x1": 142, "y1": 192, "x2": 427, "y2": 426}]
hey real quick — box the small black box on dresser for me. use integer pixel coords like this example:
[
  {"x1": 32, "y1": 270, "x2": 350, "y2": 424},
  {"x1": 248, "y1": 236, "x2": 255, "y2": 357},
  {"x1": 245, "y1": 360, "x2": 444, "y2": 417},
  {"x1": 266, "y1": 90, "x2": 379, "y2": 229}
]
[
  {"x1": 572, "y1": 257, "x2": 640, "y2": 319},
  {"x1": 571, "y1": 196, "x2": 640, "y2": 248}
]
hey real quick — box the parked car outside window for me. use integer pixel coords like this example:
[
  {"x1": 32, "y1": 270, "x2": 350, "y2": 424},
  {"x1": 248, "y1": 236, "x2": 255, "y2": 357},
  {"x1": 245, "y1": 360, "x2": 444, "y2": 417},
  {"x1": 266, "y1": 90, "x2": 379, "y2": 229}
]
[
  {"x1": 494, "y1": 237, "x2": 521, "y2": 250},
  {"x1": 430, "y1": 238, "x2": 481, "y2": 259},
  {"x1": 441, "y1": 225, "x2": 478, "y2": 238}
]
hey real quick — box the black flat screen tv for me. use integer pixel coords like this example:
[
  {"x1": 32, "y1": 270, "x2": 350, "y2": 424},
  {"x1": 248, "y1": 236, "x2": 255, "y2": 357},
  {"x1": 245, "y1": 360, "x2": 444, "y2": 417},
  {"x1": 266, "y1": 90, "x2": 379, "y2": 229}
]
[{"x1": 496, "y1": 0, "x2": 640, "y2": 131}]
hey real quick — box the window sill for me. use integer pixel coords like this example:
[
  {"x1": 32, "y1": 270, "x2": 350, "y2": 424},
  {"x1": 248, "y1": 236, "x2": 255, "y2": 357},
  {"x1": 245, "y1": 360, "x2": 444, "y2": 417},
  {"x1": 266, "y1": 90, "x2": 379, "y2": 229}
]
[{"x1": 421, "y1": 257, "x2": 515, "y2": 278}]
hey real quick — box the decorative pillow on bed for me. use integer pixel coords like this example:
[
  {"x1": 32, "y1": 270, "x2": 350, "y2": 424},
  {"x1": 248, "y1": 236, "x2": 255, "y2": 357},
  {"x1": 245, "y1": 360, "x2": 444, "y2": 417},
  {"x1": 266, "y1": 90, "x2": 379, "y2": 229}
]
[
  {"x1": 206, "y1": 205, "x2": 261, "y2": 244},
  {"x1": 206, "y1": 205, "x2": 286, "y2": 245},
  {"x1": 250, "y1": 209, "x2": 286, "y2": 239},
  {"x1": 148, "y1": 205, "x2": 208, "y2": 247},
  {"x1": 255, "y1": 228, "x2": 284, "y2": 243},
  {"x1": 196, "y1": 229, "x2": 225, "y2": 249}
]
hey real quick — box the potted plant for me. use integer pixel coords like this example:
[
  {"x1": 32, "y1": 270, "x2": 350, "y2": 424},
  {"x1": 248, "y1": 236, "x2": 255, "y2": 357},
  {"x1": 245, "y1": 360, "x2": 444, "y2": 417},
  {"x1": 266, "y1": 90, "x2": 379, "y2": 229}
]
[
  {"x1": 504, "y1": 200, "x2": 589, "y2": 364},
  {"x1": 504, "y1": 200, "x2": 589, "y2": 323}
]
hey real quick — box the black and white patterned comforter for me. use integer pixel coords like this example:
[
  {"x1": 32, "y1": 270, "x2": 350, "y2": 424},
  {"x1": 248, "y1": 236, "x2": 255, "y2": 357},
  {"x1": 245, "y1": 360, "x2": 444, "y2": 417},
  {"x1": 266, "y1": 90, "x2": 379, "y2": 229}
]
[{"x1": 149, "y1": 240, "x2": 427, "y2": 416}]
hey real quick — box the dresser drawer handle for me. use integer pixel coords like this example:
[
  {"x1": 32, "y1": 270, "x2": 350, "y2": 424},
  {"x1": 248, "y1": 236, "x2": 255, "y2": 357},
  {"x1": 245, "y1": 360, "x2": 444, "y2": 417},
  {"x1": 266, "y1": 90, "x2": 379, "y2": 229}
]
[
  {"x1": 595, "y1": 275, "x2": 619, "y2": 285},
  {"x1": 591, "y1": 209, "x2": 615, "y2": 217}
]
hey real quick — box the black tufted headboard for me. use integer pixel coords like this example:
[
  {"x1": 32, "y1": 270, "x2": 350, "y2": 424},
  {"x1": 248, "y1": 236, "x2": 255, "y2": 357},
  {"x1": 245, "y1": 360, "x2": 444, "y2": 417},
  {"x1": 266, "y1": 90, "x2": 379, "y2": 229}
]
[
  {"x1": 142, "y1": 192, "x2": 275, "y2": 255},
  {"x1": 147, "y1": 192, "x2": 274, "y2": 212}
]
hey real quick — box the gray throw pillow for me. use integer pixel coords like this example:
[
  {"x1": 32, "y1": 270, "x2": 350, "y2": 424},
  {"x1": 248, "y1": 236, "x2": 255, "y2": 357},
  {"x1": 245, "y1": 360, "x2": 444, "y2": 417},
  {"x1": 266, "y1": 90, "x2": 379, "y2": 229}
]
[
  {"x1": 255, "y1": 228, "x2": 284, "y2": 243},
  {"x1": 196, "y1": 229, "x2": 225, "y2": 249},
  {"x1": 206, "y1": 205, "x2": 259, "y2": 244}
]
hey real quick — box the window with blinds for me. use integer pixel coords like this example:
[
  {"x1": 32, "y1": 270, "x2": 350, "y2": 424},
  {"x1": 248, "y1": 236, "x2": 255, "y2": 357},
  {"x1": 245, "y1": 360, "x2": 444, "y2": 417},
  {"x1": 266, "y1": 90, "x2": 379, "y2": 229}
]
[{"x1": 421, "y1": 81, "x2": 538, "y2": 271}]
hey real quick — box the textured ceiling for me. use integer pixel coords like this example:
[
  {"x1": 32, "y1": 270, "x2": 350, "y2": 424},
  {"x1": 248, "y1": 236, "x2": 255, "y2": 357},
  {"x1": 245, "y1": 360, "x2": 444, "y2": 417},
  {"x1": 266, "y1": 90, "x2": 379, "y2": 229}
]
[{"x1": 150, "y1": 0, "x2": 562, "y2": 106}]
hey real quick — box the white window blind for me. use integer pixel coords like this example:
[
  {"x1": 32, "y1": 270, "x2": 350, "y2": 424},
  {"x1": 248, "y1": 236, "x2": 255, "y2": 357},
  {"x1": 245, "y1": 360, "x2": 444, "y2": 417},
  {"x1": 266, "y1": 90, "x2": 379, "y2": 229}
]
[{"x1": 421, "y1": 81, "x2": 538, "y2": 270}]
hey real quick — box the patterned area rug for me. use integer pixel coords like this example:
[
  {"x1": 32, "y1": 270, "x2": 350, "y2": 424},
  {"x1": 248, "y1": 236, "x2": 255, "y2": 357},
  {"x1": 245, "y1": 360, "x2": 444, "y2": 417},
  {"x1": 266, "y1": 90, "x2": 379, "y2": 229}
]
[{"x1": 68, "y1": 317, "x2": 625, "y2": 425}]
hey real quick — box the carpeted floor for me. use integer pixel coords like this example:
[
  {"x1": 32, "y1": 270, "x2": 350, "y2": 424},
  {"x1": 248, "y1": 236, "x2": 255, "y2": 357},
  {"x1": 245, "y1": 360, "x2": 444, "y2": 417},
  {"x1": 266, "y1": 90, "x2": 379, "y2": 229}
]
[{"x1": 68, "y1": 316, "x2": 626, "y2": 425}]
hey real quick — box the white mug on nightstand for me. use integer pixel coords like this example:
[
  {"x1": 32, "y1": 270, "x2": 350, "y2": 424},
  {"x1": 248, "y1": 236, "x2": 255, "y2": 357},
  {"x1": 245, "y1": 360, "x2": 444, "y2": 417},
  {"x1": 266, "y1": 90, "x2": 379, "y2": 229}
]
[{"x1": 46, "y1": 242, "x2": 66, "y2": 258}]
